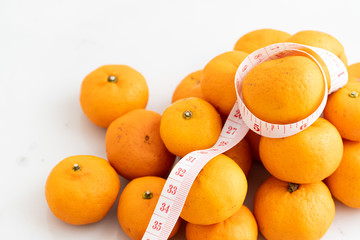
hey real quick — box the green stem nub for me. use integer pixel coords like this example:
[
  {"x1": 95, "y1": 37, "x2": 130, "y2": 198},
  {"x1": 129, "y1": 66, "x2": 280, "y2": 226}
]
[
  {"x1": 142, "y1": 190, "x2": 153, "y2": 199},
  {"x1": 288, "y1": 183, "x2": 299, "y2": 193},
  {"x1": 182, "y1": 110, "x2": 193, "y2": 120},
  {"x1": 349, "y1": 91, "x2": 359, "y2": 98},
  {"x1": 73, "y1": 164, "x2": 81, "y2": 172},
  {"x1": 108, "y1": 75, "x2": 118, "y2": 83}
]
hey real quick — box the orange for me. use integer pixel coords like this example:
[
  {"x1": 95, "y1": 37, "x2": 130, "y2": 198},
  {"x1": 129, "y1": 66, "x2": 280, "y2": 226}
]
[
  {"x1": 185, "y1": 205, "x2": 258, "y2": 240},
  {"x1": 244, "y1": 130, "x2": 261, "y2": 161},
  {"x1": 234, "y1": 28, "x2": 291, "y2": 53},
  {"x1": 259, "y1": 117, "x2": 343, "y2": 184},
  {"x1": 160, "y1": 97, "x2": 222, "y2": 157},
  {"x1": 45, "y1": 155, "x2": 120, "y2": 225},
  {"x1": 80, "y1": 65, "x2": 149, "y2": 128},
  {"x1": 180, "y1": 154, "x2": 247, "y2": 225},
  {"x1": 106, "y1": 109, "x2": 175, "y2": 180},
  {"x1": 201, "y1": 51, "x2": 248, "y2": 116},
  {"x1": 223, "y1": 138, "x2": 252, "y2": 176},
  {"x1": 172, "y1": 70, "x2": 204, "y2": 102},
  {"x1": 242, "y1": 55, "x2": 325, "y2": 124},
  {"x1": 254, "y1": 176, "x2": 335, "y2": 240},
  {"x1": 348, "y1": 62, "x2": 360, "y2": 82},
  {"x1": 323, "y1": 81, "x2": 360, "y2": 141},
  {"x1": 117, "y1": 176, "x2": 182, "y2": 240},
  {"x1": 326, "y1": 140, "x2": 360, "y2": 208},
  {"x1": 287, "y1": 30, "x2": 348, "y2": 66}
]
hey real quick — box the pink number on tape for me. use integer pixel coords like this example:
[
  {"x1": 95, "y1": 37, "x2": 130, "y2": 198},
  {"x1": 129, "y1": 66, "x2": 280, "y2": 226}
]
[{"x1": 142, "y1": 43, "x2": 348, "y2": 240}]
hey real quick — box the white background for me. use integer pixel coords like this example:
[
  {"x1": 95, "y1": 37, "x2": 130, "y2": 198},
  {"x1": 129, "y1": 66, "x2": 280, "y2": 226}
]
[{"x1": 1, "y1": 0, "x2": 360, "y2": 239}]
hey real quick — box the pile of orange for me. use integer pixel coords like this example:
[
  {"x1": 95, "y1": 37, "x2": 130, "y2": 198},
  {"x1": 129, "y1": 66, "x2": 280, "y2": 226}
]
[{"x1": 44, "y1": 28, "x2": 360, "y2": 240}]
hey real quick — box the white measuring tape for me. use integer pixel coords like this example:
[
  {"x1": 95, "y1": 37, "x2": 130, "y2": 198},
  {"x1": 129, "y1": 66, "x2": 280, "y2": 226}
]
[{"x1": 141, "y1": 42, "x2": 348, "y2": 240}]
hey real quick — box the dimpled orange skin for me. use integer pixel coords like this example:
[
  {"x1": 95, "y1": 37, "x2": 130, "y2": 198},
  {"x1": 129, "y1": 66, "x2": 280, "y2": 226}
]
[
  {"x1": 160, "y1": 97, "x2": 222, "y2": 157},
  {"x1": 117, "y1": 176, "x2": 182, "y2": 240},
  {"x1": 259, "y1": 118, "x2": 343, "y2": 184},
  {"x1": 45, "y1": 155, "x2": 121, "y2": 225},
  {"x1": 323, "y1": 81, "x2": 360, "y2": 141},
  {"x1": 287, "y1": 30, "x2": 348, "y2": 66},
  {"x1": 185, "y1": 205, "x2": 258, "y2": 240},
  {"x1": 254, "y1": 176, "x2": 335, "y2": 240},
  {"x1": 242, "y1": 55, "x2": 325, "y2": 124},
  {"x1": 172, "y1": 70, "x2": 204, "y2": 103},
  {"x1": 106, "y1": 109, "x2": 175, "y2": 180},
  {"x1": 223, "y1": 138, "x2": 252, "y2": 176},
  {"x1": 201, "y1": 51, "x2": 248, "y2": 116},
  {"x1": 348, "y1": 62, "x2": 360, "y2": 82},
  {"x1": 180, "y1": 154, "x2": 248, "y2": 225},
  {"x1": 326, "y1": 140, "x2": 360, "y2": 208},
  {"x1": 80, "y1": 65, "x2": 149, "y2": 128},
  {"x1": 234, "y1": 28, "x2": 291, "y2": 53}
]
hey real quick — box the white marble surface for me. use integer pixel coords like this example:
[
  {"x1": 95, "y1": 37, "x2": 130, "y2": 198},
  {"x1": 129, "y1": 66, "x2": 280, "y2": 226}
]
[{"x1": 1, "y1": 0, "x2": 360, "y2": 239}]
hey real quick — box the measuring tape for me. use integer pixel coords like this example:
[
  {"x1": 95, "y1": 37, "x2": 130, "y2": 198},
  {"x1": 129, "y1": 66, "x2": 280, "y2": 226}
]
[{"x1": 141, "y1": 42, "x2": 348, "y2": 240}]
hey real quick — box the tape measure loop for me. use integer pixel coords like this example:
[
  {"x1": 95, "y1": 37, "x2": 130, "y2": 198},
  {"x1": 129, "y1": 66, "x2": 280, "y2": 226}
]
[{"x1": 235, "y1": 42, "x2": 348, "y2": 138}]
